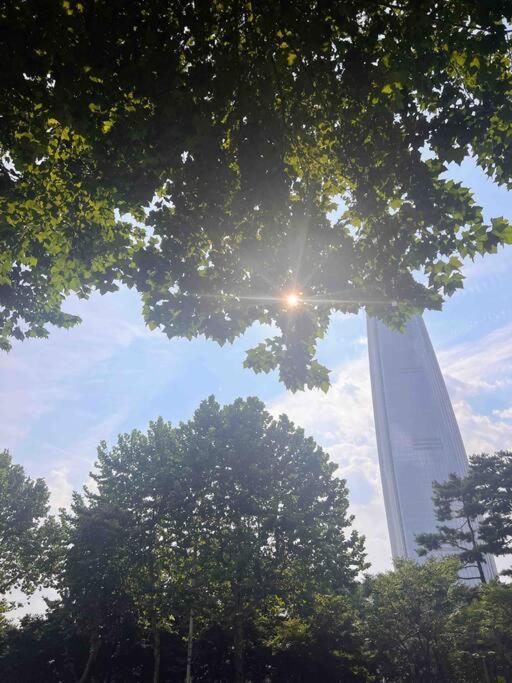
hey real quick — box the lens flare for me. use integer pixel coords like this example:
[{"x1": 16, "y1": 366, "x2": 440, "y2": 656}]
[{"x1": 285, "y1": 292, "x2": 301, "y2": 308}]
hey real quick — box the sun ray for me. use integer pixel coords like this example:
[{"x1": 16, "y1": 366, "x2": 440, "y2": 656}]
[{"x1": 193, "y1": 290, "x2": 399, "y2": 308}]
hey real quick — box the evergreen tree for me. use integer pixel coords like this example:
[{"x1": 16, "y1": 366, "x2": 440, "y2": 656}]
[
  {"x1": 416, "y1": 450, "x2": 512, "y2": 580},
  {"x1": 415, "y1": 472, "x2": 492, "y2": 583},
  {"x1": 470, "y1": 451, "x2": 512, "y2": 569}
]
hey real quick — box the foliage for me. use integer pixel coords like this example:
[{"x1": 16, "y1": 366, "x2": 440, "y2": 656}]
[
  {"x1": 0, "y1": 608, "x2": 90, "y2": 683},
  {"x1": 2, "y1": 1, "x2": 512, "y2": 388},
  {"x1": 470, "y1": 450, "x2": 512, "y2": 567},
  {"x1": 89, "y1": 416, "x2": 190, "y2": 683},
  {"x1": 264, "y1": 593, "x2": 369, "y2": 682},
  {"x1": 363, "y1": 558, "x2": 472, "y2": 683},
  {"x1": 2, "y1": 441, "x2": 512, "y2": 681},
  {"x1": 416, "y1": 450, "x2": 512, "y2": 580},
  {"x1": 451, "y1": 581, "x2": 512, "y2": 682},
  {"x1": 0, "y1": 449, "x2": 59, "y2": 595},
  {"x1": 174, "y1": 396, "x2": 367, "y2": 680},
  {"x1": 0, "y1": 600, "x2": 7, "y2": 638},
  {"x1": 58, "y1": 497, "x2": 137, "y2": 682},
  {"x1": 56, "y1": 396, "x2": 366, "y2": 681},
  {"x1": 0, "y1": 606, "x2": 156, "y2": 683}
]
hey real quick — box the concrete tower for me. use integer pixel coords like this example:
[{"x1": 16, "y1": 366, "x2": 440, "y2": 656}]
[{"x1": 367, "y1": 314, "x2": 496, "y2": 581}]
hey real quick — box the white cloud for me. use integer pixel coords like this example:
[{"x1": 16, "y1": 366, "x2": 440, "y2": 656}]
[
  {"x1": 439, "y1": 323, "x2": 512, "y2": 399},
  {"x1": 47, "y1": 466, "x2": 75, "y2": 514},
  {"x1": 493, "y1": 407, "x2": 512, "y2": 420},
  {"x1": 271, "y1": 355, "x2": 392, "y2": 572},
  {"x1": 453, "y1": 401, "x2": 512, "y2": 455},
  {"x1": 0, "y1": 287, "x2": 188, "y2": 499},
  {"x1": 438, "y1": 324, "x2": 512, "y2": 455}
]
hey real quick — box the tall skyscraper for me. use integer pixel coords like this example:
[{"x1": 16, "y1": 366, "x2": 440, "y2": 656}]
[{"x1": 367, "y1": 314, "x2": 496, "y2": 582}]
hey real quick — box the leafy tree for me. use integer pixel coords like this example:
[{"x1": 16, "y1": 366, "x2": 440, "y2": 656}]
[
  {"x1": 451, "y1": 582, "x2": 512, "y2": 683},
  {"x1": 69, "y1": 397, "x2": 366, "y2": 682},
  {"x1": 58, "y1": 496, "x2": 137, "y2": 683},
  {"x1": 363, "y1": 558, "x2": 472, "y2": 683},
  {"x1": 89, "y1": 417, "x2": 188, "y2": 683},
  {"x1": 2, "y1": 2, "x2": 512, "y2": 388},
  {"x1": 264, "y1": 593, "x2": 369, "y2": 682},
  {"x1": 0, "y1": 450, "x2": 58, "y2": 596},
  {"x1": 0, "y1": 600, "x2": 7, "y2": 639},
  {"x1": 0, "y1": 611, "x2": 83, "y2": 683},
  {"x1": 176, "y1": 396, "x2": 367, "y2": 681},
  {"x1": 470, "y1": 450, "x2": 512, "y2": 569},
  {"x1": 0, "y1": 603, "x2": 158, "y2": 683}
]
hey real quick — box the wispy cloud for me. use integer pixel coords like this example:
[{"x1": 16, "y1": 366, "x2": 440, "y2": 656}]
[
  {"x1": 493, "y1": 407, "x2": 512, "y2": 420},
  {"x1": 454, "y1": 401, "x2": 512, "y2": 455},
  {"x1": 439, "y1": 323, "x2": 512, "y2": 398},
  {"x1": 0, "y1": 290, "x2": 149, "y2": 450},
  {"x1": 0, "y1": 287, "x2": 189, "y2": 494}
]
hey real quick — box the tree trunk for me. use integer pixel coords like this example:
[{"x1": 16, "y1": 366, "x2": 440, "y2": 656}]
[
  {"x1": 153, "y1": 622, "x2": 161, "y2": 683},
  {"x1": 78, "y1": 635, "x2": 100, "y2": 683},
  {"x1": 482, "y1": 656, "x2": 492, "y2": 683},
  {"x1": 476, "y1": 558, "x2": 487, "y2": 585},
  {"x1": 185, "y1": 608, "x2": 194, "y2": 683},
  {"x1": 467, "y1": 515, "x2": 487, "y2": 584},
  {"x1": 233, "y1": 583, "x2": 244, "y2": 683}
]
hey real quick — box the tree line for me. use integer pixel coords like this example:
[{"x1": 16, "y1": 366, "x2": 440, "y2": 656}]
[{"x1": 0, "y1": 397, "x2": 511, "y2": 682}]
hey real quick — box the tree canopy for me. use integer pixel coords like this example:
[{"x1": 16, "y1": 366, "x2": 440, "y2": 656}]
[
  {"x1": 362, "y1": 557, "x2": 512, "y2": 683},
  {"x1": 0, "y1": 450, "x2": 58, "y2": 596},
  {"x1": 2, "y1": 1, "x2": 512, "y2": 388},
  {"x1": 60, "y1": 396, "x2": 367, "y2": 681},
  {"x1": 363, "y1": 558, "x2": 471, "y2": 683}
]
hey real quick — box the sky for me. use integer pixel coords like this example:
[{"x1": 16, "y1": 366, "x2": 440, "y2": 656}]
[{"x1": 2, "y1": 158, "x2": 512, "y2": 614}]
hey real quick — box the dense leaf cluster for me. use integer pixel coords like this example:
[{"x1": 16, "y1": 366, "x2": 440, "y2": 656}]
[
  {"x1": 1, "y1": 1, "x2": 512, "y2": 388},
  {"x1": 0, "y1": 450, "x2": 60, "y2": 596},
  {"x1": 363, "y1": 559, "x2": 512, "y2": 683},
  {"x1": 2, "y1": 559, "x2": 512, "y2": 682},
  {"x1": 59, "y1": 397, "x2": 367, "y2": 682}
]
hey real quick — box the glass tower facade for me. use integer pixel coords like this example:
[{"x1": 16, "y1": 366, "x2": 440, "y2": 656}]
[{"x1": 367, "y1": 314, "x2": 496, "y2": 582}]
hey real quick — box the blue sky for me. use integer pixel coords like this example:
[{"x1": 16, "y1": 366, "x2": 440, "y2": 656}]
[{"x1": 1, "y1": 159, "x2": 511, "y2": 595}]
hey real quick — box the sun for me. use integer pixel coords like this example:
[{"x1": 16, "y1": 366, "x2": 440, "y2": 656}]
[{"x1": 285, "y1": 292, "x2": 301, "y2": 308}]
